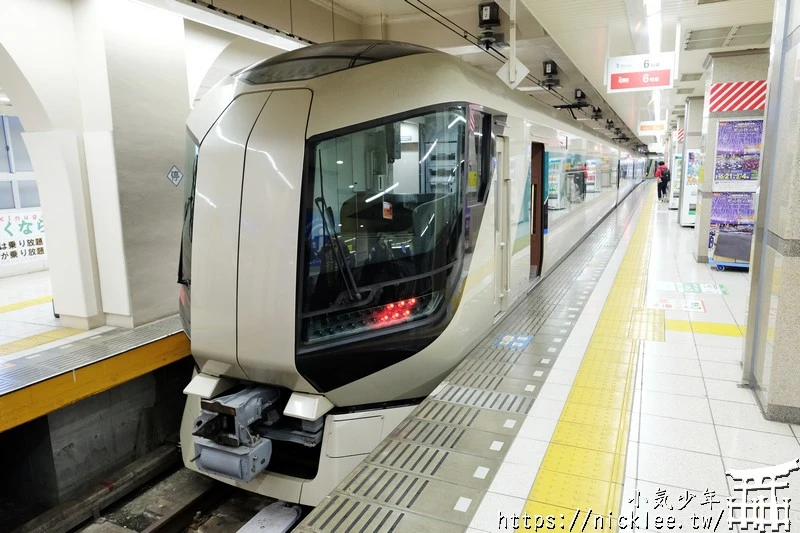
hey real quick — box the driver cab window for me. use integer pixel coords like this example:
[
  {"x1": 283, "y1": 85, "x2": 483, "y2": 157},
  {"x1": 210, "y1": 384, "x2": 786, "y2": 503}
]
[{"x1": 300, "y1": 106, "x2": 466, "y2": 345}]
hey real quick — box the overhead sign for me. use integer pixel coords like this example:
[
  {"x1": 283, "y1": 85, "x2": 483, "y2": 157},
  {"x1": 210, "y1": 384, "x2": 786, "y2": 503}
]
[
  {"x1": 638, "y1": 121, "x2": 666, "y2": 136},
  {"x1": 607, "y1": 52, "x2": 674, "y2": 93}
]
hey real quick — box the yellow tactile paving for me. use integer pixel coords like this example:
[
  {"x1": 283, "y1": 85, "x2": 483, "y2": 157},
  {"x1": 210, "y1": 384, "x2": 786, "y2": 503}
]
[
  {"x1": 664, "y1": 319, "x2": 744, "y2": 337},
  {"x1": 550, "y1": 420, "x2": 620, "y2": 452},
  {"x1": 0, "y1": 295, "x2": 52, "y2": 314},
  {"x1": 0, "y1": 328, "x2": 83, "y2": 357},
  {"x1": 523, "y1": 187, "x2": 657, "y2": 531}
]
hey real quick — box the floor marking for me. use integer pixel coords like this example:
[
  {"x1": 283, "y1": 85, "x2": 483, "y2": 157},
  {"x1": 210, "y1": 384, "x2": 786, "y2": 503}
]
[
  {"x1": 0, "y1": 295, "x2": 52, "y2": 314},
  {"x1": 533, "y1": 370, "x2": 544, "y2": 377},
  {"x1": 454, "y1": 497, "x2": 472, "y2": 512},
  {"x1": 0, "y1": 328, "x2": 84, "y2": 357},
  {"x1": 652, "y1": 281, "x2": 729, "y2": 295},
  {"x1": 494, "y1": 334, "x2": 533, "y2": 350},
  {"x1": 541, "y1": 358, "x2": 551, "y2": 364},
  {"x1": 490, "y1": 441, "x2": 503, "y2": 451},
  {"x1": 648, "y1": 297, "x2": 705, "y2": 312},
  {"x1": 548, "y1": 347, "x2": 557, "y2": 353},
  {"x1": 665, "y1": 320, "x2": 743, "y2": 337},
  {"x1": 473, "y1": 467, "x2": 490, "y2": 480},
  {"x1": 524, "y1": 185, "x2": 655, "y2": 520},
  {"x1": 504, "y1": 419, "x2": 517, "y2": 429},
  {"x1": 525, "y1": 384, "x2": 536, "y2": 392}
]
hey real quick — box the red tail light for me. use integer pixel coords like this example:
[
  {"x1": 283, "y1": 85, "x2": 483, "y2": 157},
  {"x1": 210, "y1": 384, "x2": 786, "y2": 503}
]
[{"x1": 373, "y1": 297, "x2": 419, "y2": 327}]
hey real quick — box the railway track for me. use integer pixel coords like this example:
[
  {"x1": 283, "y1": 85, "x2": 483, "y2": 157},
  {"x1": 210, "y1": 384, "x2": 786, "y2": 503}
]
[{"x1": 15, "y1": 445, "x2": 307, "y2": 533}]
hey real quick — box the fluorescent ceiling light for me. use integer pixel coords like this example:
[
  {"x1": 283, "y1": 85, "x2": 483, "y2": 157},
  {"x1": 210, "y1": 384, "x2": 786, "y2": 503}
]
[
  {"x1": 366, "y1": 182, "x2": 399, "y2": 203},
  {"x1": 419, "y1": 140, "x2": 438, "y2": 164},
  {"x1": 132, "y1": 0, "x2": 307, "y2": 51},
  {"x1": 646, "y1": 0, "x2": 662, "y2": 54},
  {"x1": 448, "y1": 116, "x2": 466, "y2": 128},
  {"x1": 517, "y1": 86, "x2": 545, "y2": 92},
  {"x1": 0, "y1": 95, "x2": 9, "y2": 104}
]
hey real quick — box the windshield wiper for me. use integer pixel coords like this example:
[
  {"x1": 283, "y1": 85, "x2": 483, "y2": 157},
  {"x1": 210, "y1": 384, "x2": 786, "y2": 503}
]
[
  {"x1": 314, "y1": 196, "x2": 361, "y2": 303},
  {"x1": 177, "y1": 193, "x2": 194, "y2": 287}
]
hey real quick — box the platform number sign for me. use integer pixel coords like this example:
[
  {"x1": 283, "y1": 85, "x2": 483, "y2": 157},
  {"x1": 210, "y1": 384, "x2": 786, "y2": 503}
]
[
  {"x1": 166, "y1": 165, "x2": 184, "y2": 187},
  {"x1": 607, "y1": 52, "x2": 674, "y2": 93}
]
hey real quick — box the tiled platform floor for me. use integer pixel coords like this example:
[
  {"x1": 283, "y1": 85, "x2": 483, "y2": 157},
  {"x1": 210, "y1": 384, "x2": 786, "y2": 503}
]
[
  {"x1": 299, "y1": 182, "x2": 800, "y2": 533},
  {"x1": 0, "y1": 271, "x2": 95, "y2": 357}
]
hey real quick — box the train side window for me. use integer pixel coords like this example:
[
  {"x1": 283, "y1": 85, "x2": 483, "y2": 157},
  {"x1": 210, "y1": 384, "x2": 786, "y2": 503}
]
[{"x1": 465, "y1": 109, "x2": 493, "y2": 252}]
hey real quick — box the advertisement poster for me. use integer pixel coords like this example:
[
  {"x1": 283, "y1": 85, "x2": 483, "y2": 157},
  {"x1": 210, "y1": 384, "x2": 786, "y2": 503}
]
[
  {"x1": 707, "y1": 192, "x2": 755, "y2": 263},
  {"x1": 547, "y1": 157, "x2": 565, "y2": 210},
  {"x1": 669, "y1": 154, "x2": 683, "y2": 209},
  {"x1": 0, "y1": 210, "x2": 47, "y2": 266},
  {"x1": 710, "y1": 192, "x2": 756, "y2": 226},
  {"x1": 713, "y1": 120, "x2": 763, "y2": 192},
  {"x1": 680, "y1": 150, "x2": 703, "y2": 226}
]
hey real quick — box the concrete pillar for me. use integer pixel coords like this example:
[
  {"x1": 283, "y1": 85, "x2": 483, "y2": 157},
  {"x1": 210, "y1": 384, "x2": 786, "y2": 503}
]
[
  {"x1": 0, "y1": 0, "x2": 220, "y2": 328},
  {"x1": 743, "y1": 0, "x2": 800, "y2": 422},
  {"x1": 97, "y1": 0, "x2": 190, "y2": 326},
  {"x1": 693, "y1": 50, "x2": 768, "y2": 264},
  {"x1": 678, "y1": 96, "x2": 704, "y2": 227},
  {"x1": 0, "y1": 0, "x2": 106, "y2": 329}
]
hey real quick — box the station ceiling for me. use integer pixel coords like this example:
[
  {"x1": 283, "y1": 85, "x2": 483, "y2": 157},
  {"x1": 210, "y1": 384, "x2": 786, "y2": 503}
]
[{"x1": 1, "y1": 0, "x2": 775, "y2": 152}]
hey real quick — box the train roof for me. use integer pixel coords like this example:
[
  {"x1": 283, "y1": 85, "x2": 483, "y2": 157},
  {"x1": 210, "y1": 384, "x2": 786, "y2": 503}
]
[{"x1": 236, "y1": 40, "x2": 436, "y2": 85}]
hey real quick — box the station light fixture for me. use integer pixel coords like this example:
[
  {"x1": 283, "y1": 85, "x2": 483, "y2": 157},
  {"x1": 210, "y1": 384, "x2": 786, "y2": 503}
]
[{"x1": 131, "y1": 0, "x2": 308, "y2": 51}]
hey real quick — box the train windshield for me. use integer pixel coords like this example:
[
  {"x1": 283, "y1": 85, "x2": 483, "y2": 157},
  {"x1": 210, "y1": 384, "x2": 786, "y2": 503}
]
[
  {"x1": 177, "y1": 134, "x2": 199, "y2": 333},
  {"x1": 300, "y1": 106, "x2": 466, "y2": 345}
]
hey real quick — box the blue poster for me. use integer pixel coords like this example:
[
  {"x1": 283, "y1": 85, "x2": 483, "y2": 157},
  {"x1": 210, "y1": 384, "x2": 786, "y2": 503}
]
[{"x1": 714, "y1": 120, "x2": 763, "y2": 187}]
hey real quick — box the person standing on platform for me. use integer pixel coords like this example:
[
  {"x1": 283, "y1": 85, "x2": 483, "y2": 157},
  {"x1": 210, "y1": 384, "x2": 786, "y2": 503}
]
[{"x1": 654, "y1": 161, "x2": 671, "y2": 202}]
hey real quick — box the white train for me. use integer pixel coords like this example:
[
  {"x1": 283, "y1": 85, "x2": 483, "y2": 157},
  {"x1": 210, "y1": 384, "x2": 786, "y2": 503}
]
[{"x1": 177, "y1": 40, "x2": 644, "y2": 506}]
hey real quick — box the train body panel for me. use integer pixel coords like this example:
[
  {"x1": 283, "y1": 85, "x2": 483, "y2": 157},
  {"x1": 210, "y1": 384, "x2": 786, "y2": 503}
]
[
  {"x1": 189, "y1": 91, "x2": 271, "y2": 380},
  {"x1": 177, "y1": 40, "x2": 645, "y2": 505},
  {"x1": 237, "y1": 89, "x2": 316, "y2": 392}
]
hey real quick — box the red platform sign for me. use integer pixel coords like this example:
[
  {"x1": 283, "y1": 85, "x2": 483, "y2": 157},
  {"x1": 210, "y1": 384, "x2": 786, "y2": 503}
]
[
  {"x1": 610, "y1": 69, "x2": 672, "y2": 91},
  {"x1": 607, "y1": 53, "x2": 674, "y2": 93}
]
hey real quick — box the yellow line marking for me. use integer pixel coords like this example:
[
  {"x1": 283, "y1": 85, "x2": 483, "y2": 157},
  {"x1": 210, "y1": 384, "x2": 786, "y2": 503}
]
[
  {"x1": 0, "y1": 333, "x2": 191, "y2": 432},
  {"x1": 0, "y1": 328, "x2": 84, "y2": 356},
  {"x1": 0, "y1": 295, "x2": 52, "y2": 314},
  {"x1": 664, "y1": 319, "x2": 692, "y2": 332},
  {"x1": 664, "y1": 319, "x2": 743, "y2": 337},
  {"x1": 524, "y1": 186, "x2": 656, "y2": 524}
]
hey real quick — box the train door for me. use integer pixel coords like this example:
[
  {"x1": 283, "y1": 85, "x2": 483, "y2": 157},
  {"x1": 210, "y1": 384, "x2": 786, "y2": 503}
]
[
  {"x1": 530, "y1": 142, "x2": 545, "y2": 278},
  {"x1": 494, "y1": 136, "x2": 510, "y2": 316}
]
